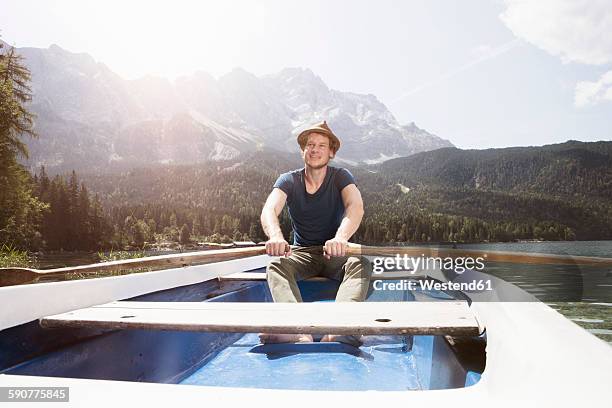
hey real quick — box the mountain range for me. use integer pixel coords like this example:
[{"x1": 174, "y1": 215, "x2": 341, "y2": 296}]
[{"x1": 8, "y1": 42, "x2": 452, "y2": 171}]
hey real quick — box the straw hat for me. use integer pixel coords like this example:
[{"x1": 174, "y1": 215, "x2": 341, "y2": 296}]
[{"x1": 296, "y1": 120, "x2": 341, "y2": 153}]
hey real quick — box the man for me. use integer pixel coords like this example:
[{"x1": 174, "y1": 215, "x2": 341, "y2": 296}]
[{"x1": 259, "y1": 120, "x2": 371, "y2": 346}]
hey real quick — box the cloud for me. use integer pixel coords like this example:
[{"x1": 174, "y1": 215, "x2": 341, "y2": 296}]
[
  {"x1": 500, "y1": 0, "x2": 612, "y2": 65},
  {"x1": 574, "y1": 70, "x2": 612, "y2": 107},
  {"x1": 501, "y1": 0, "x2": 612, "y2": 108}
]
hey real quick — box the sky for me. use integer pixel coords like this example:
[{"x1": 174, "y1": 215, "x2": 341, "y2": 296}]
[{"x1": 1, "y1": 0, "x2": 611, "y2": 149}]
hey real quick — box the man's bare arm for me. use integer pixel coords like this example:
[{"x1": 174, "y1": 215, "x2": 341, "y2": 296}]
[
  {"x1": 325, "y1": 184, "x2": 364, "y2": 257},
  {"x1": 261, "y1": 188, "x2": 291, "y2": 256}
]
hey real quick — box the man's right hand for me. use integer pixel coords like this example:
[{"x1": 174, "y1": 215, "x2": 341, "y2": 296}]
[{"x1": 265, "y1": 236, "x2": 291, "y2": 257}]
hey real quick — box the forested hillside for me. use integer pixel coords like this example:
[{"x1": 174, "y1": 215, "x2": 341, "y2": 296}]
[
  {"x1": 378, "y1": 141, "x2": 612, "y2": 199},
  {"x1": 359, "y1": 140, "x2": 612, "y2": 242},
  {"x1": 60, "y1": 140, "x2": 612, "y2": 250}
]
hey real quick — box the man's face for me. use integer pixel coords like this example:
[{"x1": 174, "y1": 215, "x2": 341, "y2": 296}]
[{"x1": 302, "y1": 133, "x2": 334, "y2": 169}]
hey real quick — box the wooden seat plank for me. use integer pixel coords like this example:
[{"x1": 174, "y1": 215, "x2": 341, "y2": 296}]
[{"x1": 40, "y1": 301, "x2": 481, "y2": 336}]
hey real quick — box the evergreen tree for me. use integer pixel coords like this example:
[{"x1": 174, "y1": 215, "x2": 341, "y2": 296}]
[
  {"x1": 78, "y1": 182, "x2": 91, "y2": 247},
  {"x1": 179, "y1": 223, "x2": 191, "y2": 244},
  {"x1": 0, "y1": 43, "x2": 35, "y2": 155},
  {"x1": 0, "y1": 39, "x2": 47, "y2": 248}
]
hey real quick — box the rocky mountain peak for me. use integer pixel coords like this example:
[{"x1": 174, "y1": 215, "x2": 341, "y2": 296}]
[{"x1": 11, "y1": 42, "x2": 453, "y2": 172}]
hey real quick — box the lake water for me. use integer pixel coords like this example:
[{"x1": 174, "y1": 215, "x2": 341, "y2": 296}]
[
  {"x1": 460, "y1": 240, "x2": 612, "y2": 258},
  {"x1": 460, "y1": 241, "x2": 612, "y2": 345}
]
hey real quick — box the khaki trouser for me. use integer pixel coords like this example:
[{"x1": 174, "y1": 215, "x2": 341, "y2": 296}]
[{"x1": 266, "y1": 247, "x2": 372, "y2": 303}]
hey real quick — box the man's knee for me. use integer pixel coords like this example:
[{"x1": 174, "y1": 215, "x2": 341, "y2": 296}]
[
  {"x1": 344, "y1": 256, "x2": 372, "y2": 279},
  {"x1": 266, "y1": 257, "x2": 297, "y2": 284},
  {"x1": 266, "y1": 258, "x2": 283, "y2": 283},
  {"x1": 266, "y1": 256, "x2": 307, "y2": 303}
]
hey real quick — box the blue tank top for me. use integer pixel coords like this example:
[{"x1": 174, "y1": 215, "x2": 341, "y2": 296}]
[{"x1": 273, "y1": 166, "x2": 356, "y2": 246}]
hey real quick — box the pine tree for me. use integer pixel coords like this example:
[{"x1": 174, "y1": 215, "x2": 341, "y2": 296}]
[
  {"x1": 66, "y1": 170, "x2": 79, "y2": 249},
  {"x1": 192, "y1": 216, "x2": 201, "y2": 237},
  {"x1": 78, "y1": 182, "x2": 91, "y2": 248},
  {"x1": 0, "y1": 40, "x2": 47, "y2": 248},
  {"x1": 0, "y1": 43, "x2": 35, "y2": 156},
  {"x1": 179, "y1": 223, "x2": 191, "y2": 244}
]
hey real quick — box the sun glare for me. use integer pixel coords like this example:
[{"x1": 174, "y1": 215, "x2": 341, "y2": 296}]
[{"x1": 52, "y1": 0, "x2": 268, "y2": 79}]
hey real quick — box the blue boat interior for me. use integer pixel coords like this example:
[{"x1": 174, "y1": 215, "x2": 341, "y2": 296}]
[{"x1": 0, "y1": 268, "x2": 485, "y2": 391}]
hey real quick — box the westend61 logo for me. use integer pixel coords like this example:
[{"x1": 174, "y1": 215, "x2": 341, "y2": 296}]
[{"x1": 372, "y1": 254, "x2": 486, "y2": 274}]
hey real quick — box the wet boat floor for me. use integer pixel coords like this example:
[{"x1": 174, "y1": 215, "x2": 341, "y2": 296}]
[{"x1": 180, "y1": 333, "x2": 421, "y2": 390}]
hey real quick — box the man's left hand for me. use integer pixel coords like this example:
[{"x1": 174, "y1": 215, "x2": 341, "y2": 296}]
[{"x1": 324, "y1": 237, "x2": 348, "y2": 259}]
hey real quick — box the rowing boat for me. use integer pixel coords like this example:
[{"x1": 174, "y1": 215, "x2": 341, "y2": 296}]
[{"x1": 0, "y1": 247, "x2": 611, "y2": 406}]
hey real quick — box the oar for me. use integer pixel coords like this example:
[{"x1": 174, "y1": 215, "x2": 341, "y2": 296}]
[
  {"x1": 0, "y1": 246, "x2": 269, "y2": 287},
  {"x1": 1, "y1": 243, "x2": 611, "y2": 287},
  {"x1": 346, "y1": 244, "x2": 612, "y2": 266}
]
